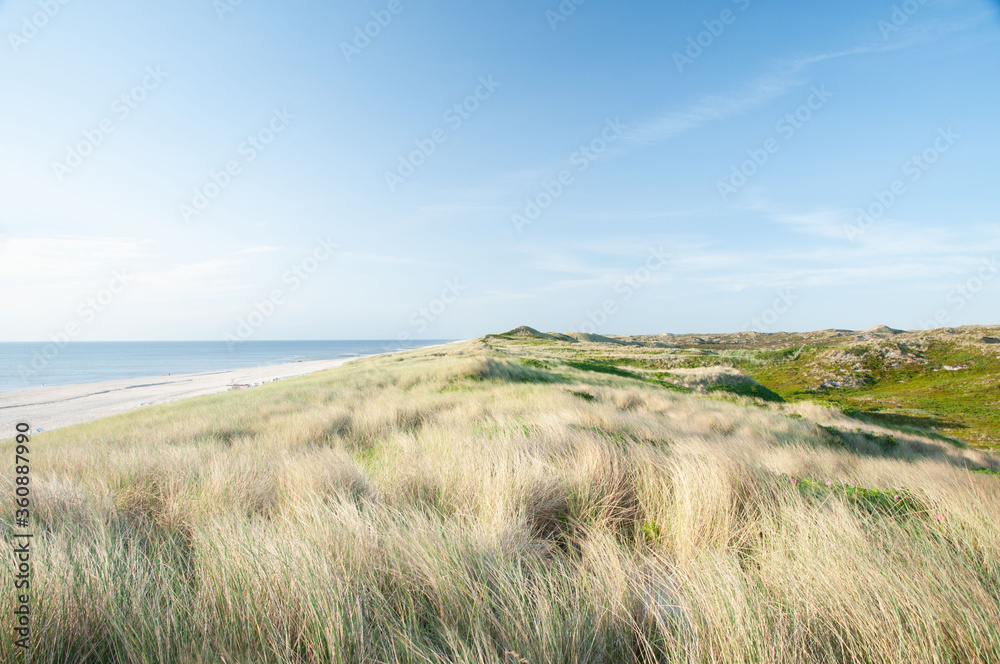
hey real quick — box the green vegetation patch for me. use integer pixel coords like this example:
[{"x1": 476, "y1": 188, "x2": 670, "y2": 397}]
[
  {"x1": 792, "y1": 477, "x2": 925, "y2": 518},
  {"x1": 648, "y1": 378, "x2": 692, "y2": 393},
  {"x1": 820, "y1": 425, "x2": 899, "y2": 450},
  {"x1": 707, "y1": 382, "x2": 785, "y2": 403},
  {"x1": 738, "y1": 340, "x2": 1000, "y2": 447},
  {"x1": 564, "y1": 359, "x2": 691, "y2": 394},
  {"x1": 564, "y1": 360, "x2": 639, "y2": 379},
  {"x1": 466, "y1": 359, "x2": 559, "y2": 384},
  {"x1": 972, "y1": 467, "x2": 1000, "y2": 477}
]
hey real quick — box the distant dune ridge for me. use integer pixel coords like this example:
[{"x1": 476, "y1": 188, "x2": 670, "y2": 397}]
[
  {"x1": 491, "y1": 323, "x2": 1000, "y2": 446},
  {"x1": 5, "y1": 326, "x2": 1000, "y2": 663}
]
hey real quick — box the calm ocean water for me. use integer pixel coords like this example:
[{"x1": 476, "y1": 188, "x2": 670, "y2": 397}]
[{"x1": 0, "y1": 340, "x2": 451, "y2": 393}]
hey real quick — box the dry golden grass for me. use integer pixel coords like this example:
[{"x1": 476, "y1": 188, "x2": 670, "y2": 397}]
[{"x1": 2, "y1": 340, "x2": 1000, "y2": 663}]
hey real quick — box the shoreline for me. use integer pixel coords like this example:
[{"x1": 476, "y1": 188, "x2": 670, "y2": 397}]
[
  {"x1": 1, "y1": 355, "x2": 371, "y2": 434},
  {"x1": 1, "y1": 340, "x2": 467, "y2": 434}
]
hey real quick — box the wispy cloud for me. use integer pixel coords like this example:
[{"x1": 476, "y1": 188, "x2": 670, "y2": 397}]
[
  {"x1": 628, "y1": 11, "x2": 992, "y2": 146},
  {"x1": 481, "y1": 222, "x2": 999, "y2": 304},
  {"x1": 0, "y1": 236, "x2": 153, "y2": 279},
  {"x1": 878, "y1": 8, "x2": 998, "y2": 50},
  {"x1": 627, "y1": 70, "x2": 805, "y2": 144},
  {"x1": 422, "y1": 16, "x2": 987, "y2": 216},
  {"x1": 139, "y1": 247, "x2": 279, "y2": 300},
  {"x1": 337, "y1": 250, "x2": 454, "y2": 269},
  {"x1": 661, "y1": 226, "x2": 999, "y2": 293},
  {"x1": 734, "y1": 200, "x2": 853, "y2": 239},
  {"x1": 625, "y1": 47, "x2": 861, "y2": 146}
]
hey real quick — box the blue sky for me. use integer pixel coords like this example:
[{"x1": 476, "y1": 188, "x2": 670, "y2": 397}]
[{"x1": 1, "y1": 0, "x2": 998, "y2": 341}]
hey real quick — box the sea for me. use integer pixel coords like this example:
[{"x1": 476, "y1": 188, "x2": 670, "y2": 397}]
[{"x1": 0, "y1": 340, "x2": 452, "y2": 393}]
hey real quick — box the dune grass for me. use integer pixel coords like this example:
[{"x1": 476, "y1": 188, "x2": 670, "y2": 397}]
[
  {"x1": 487, "y1": 325, "x2": 1000, "y2": 447},
  {"x1": 3, "y1": 340, "x2": 1000, "y2": 663}
]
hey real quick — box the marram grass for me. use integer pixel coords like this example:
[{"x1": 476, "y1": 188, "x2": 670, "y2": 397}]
[{"x1": 3, "y1": 341, "x2": 1000, "y2": 663}]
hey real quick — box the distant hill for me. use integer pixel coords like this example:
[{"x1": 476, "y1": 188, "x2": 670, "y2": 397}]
[
  {"x1": 564, "y1": 331, "x2": 631, "y2": 345},
  {"x1": 490, "y1": 326, "x2": 555, "y2": 340}
]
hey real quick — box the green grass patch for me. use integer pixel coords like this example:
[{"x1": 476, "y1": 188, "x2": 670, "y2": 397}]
[
  {"x1": 820, "y1": 426, "x2": 899, "y2": 450},
  {"x1": 972, "y1": 467, "x2": 1000, "y2": 477},
  {"x1": 793, "y1": 477, "x2": 925, "y2": 518},
  {"x1": 741, "y1": 340, "x2": 1000, "y2": 447},
  {"x1": 564, "y1": 360, "x2": 640, "y2": 379},
  {"x1": 707, "y1": 382, "x2": 784, "y2": 403},
  {"x1": 564, "y1": 360, "x2": 691, "y2": 394},
  {"x1": 467, "y1": 359, "x2": 560, "y2": 384},
  {"x1": 647, "y1": 379, "x2": 692, "y2": 393}
]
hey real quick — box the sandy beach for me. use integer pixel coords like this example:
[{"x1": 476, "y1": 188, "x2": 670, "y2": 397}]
[{"x1": 0, "y1": 357, "x2": 362, "y2": 433}]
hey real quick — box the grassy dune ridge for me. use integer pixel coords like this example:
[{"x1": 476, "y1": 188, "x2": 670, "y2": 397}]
[
  {"x1": 3, "y1": 336, "x2": 1000, "y2": 663},
  {"x1": 521, "y1": 324, "x2": 1000, "y2": 448}
]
